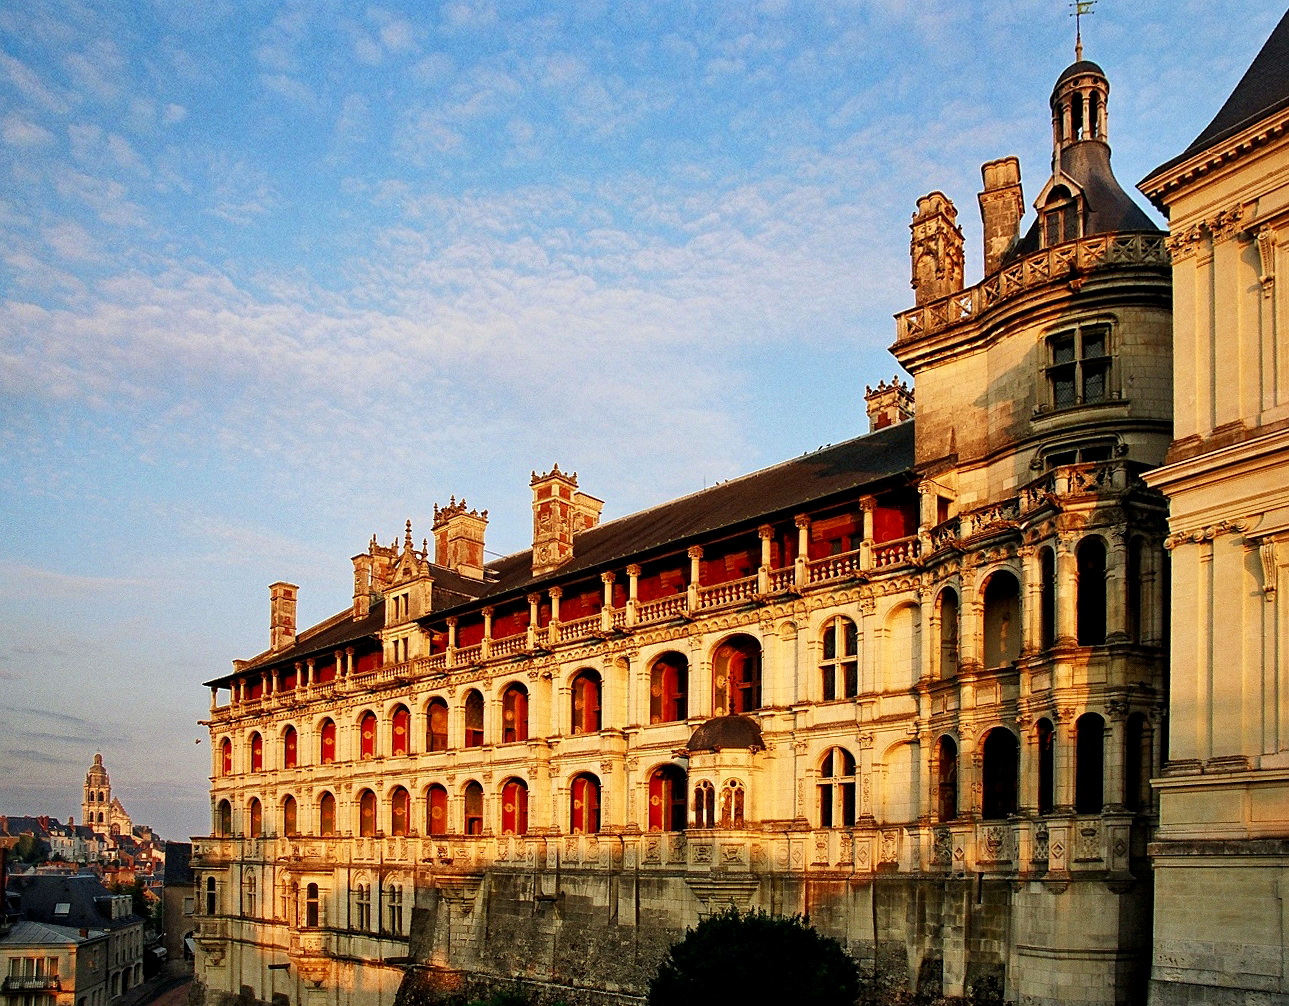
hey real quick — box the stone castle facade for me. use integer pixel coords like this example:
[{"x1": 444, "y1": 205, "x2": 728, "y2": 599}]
[{"x1": 189, "y1": 23, "x2": 1289, "y2": 1006}]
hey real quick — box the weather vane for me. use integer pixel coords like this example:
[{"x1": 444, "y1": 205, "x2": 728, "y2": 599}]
[{"x1": 1070, "y1": 0, "x2": 1097, "y2": 60}]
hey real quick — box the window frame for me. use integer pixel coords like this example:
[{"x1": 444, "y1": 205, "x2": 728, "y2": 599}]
[{"x1": 1044, "y1": 322, "x2": 1114, "y2": 411}]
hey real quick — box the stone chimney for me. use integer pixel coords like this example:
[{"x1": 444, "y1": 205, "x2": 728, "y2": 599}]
[
  {"x1": 865, "y1": 378, "x2": 915, "y2": 431},
  {"x1": 978, "y1": 157, "x2": 1024, "y2": 276},
  {"x1": 531, "y1": 464, "x2": 583, "y2": 576},
  {"x1": 910, "y1": 192, "x2": 964, "y2": 305},
  {"x1": 351, "y1": 534, "x2": 397, "y2": 619},
  {"x1": 571, "y1": 490, "x2": 604, "y2": 533},
  {"x1": 269, "y1": 581, "x2": 298, "y2": 651},
  {"x1": 432, "y1": 498, "x2": 489, "y2": 580}
]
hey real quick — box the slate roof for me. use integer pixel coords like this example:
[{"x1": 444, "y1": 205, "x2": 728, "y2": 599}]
[
  {"x1": 162, "y1": 843, "x2": 192, "y2": 886},
  {"x1": 0, "y1": 920, "x2": 99, "y2": 947},
  {"x1": 687, "y1": 715, "x2": 766, "y2": 753},
  {"x1": 1142, "y1": 9, "x2": 1289, "y2": 187},
  {"x1": 7, "y1": 874, "x2": 143, "y2": 932}
]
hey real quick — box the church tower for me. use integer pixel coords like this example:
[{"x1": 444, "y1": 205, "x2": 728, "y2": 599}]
[{"x1": 83, "y1": 753, "x2": 111, "y2": 830}]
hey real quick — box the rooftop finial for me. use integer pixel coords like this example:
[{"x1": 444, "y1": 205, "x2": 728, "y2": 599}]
[
  {"x1": 1070, "y1": 0, "x2": 1096, "y2": 61},
  {"x1": 404, "y1": 519, "x2": 413, "y2": 547}
]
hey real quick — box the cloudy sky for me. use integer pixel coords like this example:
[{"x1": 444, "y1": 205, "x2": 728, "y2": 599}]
[{"x1": 0, "y1": 0, "x2": 1282, "y2": 839}]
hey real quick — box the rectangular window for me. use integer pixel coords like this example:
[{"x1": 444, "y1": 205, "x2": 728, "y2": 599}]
[{"x1": 1046, "y1": 324, "x2": 1112, "y2": 409}]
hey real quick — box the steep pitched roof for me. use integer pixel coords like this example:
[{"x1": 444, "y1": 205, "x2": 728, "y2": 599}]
[
  {"x1": 0, "y1": 920, "x2": 99, "y2": 947},
  {"x1": 6, "y1": 874, "x2": 143, "y2": 931}
]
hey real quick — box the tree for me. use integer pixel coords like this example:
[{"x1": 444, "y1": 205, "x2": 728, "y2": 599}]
[
  {"x1": 647, "y1": 908, "x2": 859, "y2": 1006},
  {"x1": 12, "y1": 835, "x2": 50, "y2": 864}
]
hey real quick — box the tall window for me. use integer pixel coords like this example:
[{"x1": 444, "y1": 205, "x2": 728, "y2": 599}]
[
  {"x1": 386, "y1": 884, "x2": 403, "y2": 935},
  {"x1": 282, "y1": 726, "x2": 297, "y2": 769},
  {"x1": 719, "y1": 779, "x2": 746, "y2": 828},
  {"x1": 571, "y1": 670, "x2": 602, "y2": 734},
  {"x1": 570, "y1": 773, "x2": 601, "y2": 833},
  {"x1": 390, "y1": 787, "x2": 410, "y2": 837},
  {"x1": 319, "y1": 792, "x2": 336, "y2": 835},
  {"x1": 1039, "y1": 547, "x2": 1056, "y2": 649},
  {"x1": 818, "y1": 749, "x2": 857, "y2": 828},
  {"x1": 305, "y1": 883, "x2": 319, "y2": 928},
  {"x1": 982, "y1": 571, "x2": 1022, "y2": 668},
  {"x1": 464, "y1": 690, "x2": 484, "y2": 748},
  {"x1": 215, "y1": 800, "x2": 231, "y2": 837},
  {"x1": 937, "y1": 590, "x2": 959, "y2": 680},
  {"x1": 354, "y1": 884, "x2": 371, "y2": 930},
  {"x1": 464, "y1": 781, "x2": 484, "y2": 835},
  {"x1": 1075, "y1": 713, "x2": 1105, "y2": 814},
  {"x1": 820, "y1": 617, "x2": 859, "y2": 700},
  {"x1": 1042, "y1": 185, "x2": 1081, "y2": 247},
  {"x1": 426, "y1": 785, "x2": 448, "y2": 836},
  {"x1": 1047, "y1": 323, "x2": 1111, "y2": 409},
  {"x1": 247, "y1": 798, "x2": 262, "y2": 837},
  {"x1": 981, "y1": 728, "x2": 1019, "y2": 820},
  {"x1": 319, "y1": 718, "x2": 336, "y2": 764},
  {"x1": 358, "y1": 789, "x2": 377, "y2": 837},
  {"x1": 1037, "y1": 719, "x2": 1055, "y2": 815},
  {"x1": 935, "y1": 736, "x2": 958, "y2": 822},
  {"x1": 1076, "y1": 537, "x2": 1108, "y2": 646},
  {"x1": 426, "y1": 699, "x2": 449, "y2": 751},
  {"x1": 249, "y1": 733, "x2": 263, "y2": 772},
  {"x1": 502, "y1": 684, "x2": 529, "y2": 743},
  {"x1": 359, "y1": 711, "x2": 378, "y2": 759},
  {"x1": 648, "y1": 765, "x2": 687, "y2": 832},
  {"x1": 391, "y1": 705, "x2": 410, "y2": 757},
  {"x1": 243, "y1": 871, "x2": 257, "y2": 917},
  {"x1": 205, "y1": 877, "x2": 217, "y2": 915},
  {"x1": 649, "y1": 654, "x2": 688, "y2": 724},
  {"x1": 501, "y1": 779, "x2": 529, "y2": 835},
  {"x1": 693, "y1": 781, "x2": 716, "y2": 829},
  {"x1": 712, "y1": 635, "x2": 761, "y2": 715},
  {"x1": 220, "y1": 738, "x2": 232, "y2": 776},
  {"x1": 282, "y1": 795, "x2": 298, "y2": 836}
]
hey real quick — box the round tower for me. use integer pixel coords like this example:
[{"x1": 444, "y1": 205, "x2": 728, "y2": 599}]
[
  {"x1": 82, "y1": 752, "x2": 110, "y2": 829},
  {"x1": 1051, "y1": 59, "x2": 1109, "y2": 157}
]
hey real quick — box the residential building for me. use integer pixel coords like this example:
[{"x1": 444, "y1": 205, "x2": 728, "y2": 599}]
[{"x1": 0, "y1": 921, "x2": 109, "y2": 1006}]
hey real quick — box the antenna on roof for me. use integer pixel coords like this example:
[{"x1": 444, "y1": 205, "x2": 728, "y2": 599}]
[{"x1": 1069, "y1": 0, "x2": 1096, "y2": 61}]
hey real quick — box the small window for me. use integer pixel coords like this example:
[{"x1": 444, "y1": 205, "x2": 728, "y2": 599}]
[
  {"x1": 649, "y1": 654, "x2": 688, "y2": 724},
  {"x1": 359, "y1": 712, "x2": 378, "y2": 759},
  {"x1": 391, "y1": 705, "x2": 410, "y2": 757},
  {"x1": 571, "y1": 670, "x2": 602, "y2": 734},
  {"x1": 648, "y1": 765, "x2": 687, "y2": 832},
  {"x1": 358, "y1": 789, "x2": 377, "y2": 837},
  {"x1": 693, "y1": 780, "x2": 716, "y2": 829},
  {"x1": 464, "y1": 690, "x2": 485, "y2": 747},
  {"x1": 1046, "y1": 324, "x2": 1112, "y2": 409},
  {"x1": 935, "y1": 736, "x2": 958, "y2": 822},
  {"x1": 319, "y1": 792, "x2": 336, "y2": 835},
  {"x1": 502, "y1": 684, "x2": 529, "y2": 743},
  {"x1": 464, "y1": 781, "x2": 484, "y2": 835},
  {"x1": 319, "y1": 719, "x2": 337, "y2": 764},
  {"x1": 390, "y1": 787, "x2": 410, "y2": 837},
  {"x1": 818, "y1": 749, "x2": 857, "y2": 828},
  {"x1": 54, "y1": 903, "x2": 71, "y2": 916},
  {"x1": 354, "y1": 883, "x2": 371, "y2": 930},
  {"x1": 426, "y1": 785, "x2": 448, "y2": 836},
  {"x1": 282, "y1": 726, "x2": 297, "y2": 770},
  {"x1": 426, "y1": 699, "x2": 449, "y2": 751},
  {"x1": 249, "y1": 732, "x2": 263, "y2": 772},
  {"x1": 719, "y1": 779, "x2": 746, "y2": 828},
  {"x1": 501, "y1": 779, "x2": 529, "y2": 835},
  {"x1": 305, "y1": 883, "x2": 319, "y2": 928},
  {"x1": 570, "y1": 773, "x2": 601, "y2": 833}
]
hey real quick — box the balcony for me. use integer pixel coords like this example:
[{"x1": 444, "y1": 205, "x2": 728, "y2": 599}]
[{"x1": 2, "y1": 976, "x2": 61, "y2": 993}]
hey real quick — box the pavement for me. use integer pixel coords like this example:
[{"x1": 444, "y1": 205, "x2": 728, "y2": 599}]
[{"x1": 117, "y1": 967, "x2": 193, "y2": 1006}]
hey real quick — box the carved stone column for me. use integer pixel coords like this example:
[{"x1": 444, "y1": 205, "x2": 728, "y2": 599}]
[
  {"x1": 758, "y1": 524, "x2": 773, "y2": 593},
  {"x1": 600, "y1": 573, "x2": 615, "y2": 631},
  {"x1": 1054, "y1": 706, "x2": 1077, "y2": 812},
  {"x1": 481, "y1": 606, "x2": 493, "y2": 659},
  {"x1": 687, "y1": 547, "x2": 703, "y2": 610},
  {"x1": 1055, "y1": 534, "x2": 1077, "y2": 646},
  {"x1": 1106, "y1": 530, "x2": 1130, "y2": 643},
  {"x1": 794, "y1": 515, "x2": 811, "y2": 586},
  {"x1": 446, "y1": 616, "x2": 458, "y2": 667},
  {"x1": 548, "y1": 587, "x2": 562, "y2": 646},
  {"x1": 526, "y1": 594, "x2": 541, "y2": 649},
  {"x1": 1018, "y1": 545, "x2": 1042, "y2": 657},
  {"x1": 626, "y1": 565, "x2": 641, "y2": 626},
  {"x1": 859, "y1": 496, "x2": 876, "y2": 570}
]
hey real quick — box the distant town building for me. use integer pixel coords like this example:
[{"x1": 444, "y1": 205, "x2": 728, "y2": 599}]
[
  {"x1": 81, "y1": 756, "x2": 132, "y2": 840},
  {"x1": 160, "y1": 844, "x2": 194, "y2": 970},
  {"x1": 0, "y1": 919, "x2": 110, "y2": 1006}
]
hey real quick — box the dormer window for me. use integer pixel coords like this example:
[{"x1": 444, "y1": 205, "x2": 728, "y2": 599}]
[
  {"x1": 1043, "y1": 186, "x2": 1081, "y2": 246},
  {"x1": 1047, "y1": 323, "x2": 1111, "y2": 408}
]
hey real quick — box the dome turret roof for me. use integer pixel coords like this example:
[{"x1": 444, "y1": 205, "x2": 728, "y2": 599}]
[{"x1": 686, "y1": 715, "x2": 764, "y2": 753}]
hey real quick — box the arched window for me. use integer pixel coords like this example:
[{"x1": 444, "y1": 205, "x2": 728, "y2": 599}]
[
  {"x1": 358, "y1": 789, "x2": 377, "y2": 837},
  {"x1": 693, "y1": 780, "x2": 716, "y2": 829},
  {"x1": 981, "y1": 728, "x2": 1019, "y2": 820},
  {"x1": 501, "y1": 779, "x2": 529, "y2": 835},
  {"x1": 1037, "y1": 719, "x2": 1055, "y2": 815},
  {"x1": 1075, "y1": 713, "x2": 1105, "y2": 814},
  {"x1": 282, "y1": 795, "x2": 298, "y2": 836},
  {"x1": 570, "y1": 773, "x2": 601, "y2": 833},
  {"x1": 935, "y1": 736, "x2": 958, "y2": 822},
  {"x1": 249, "y1": 732, "x2": 263, "y2": 772},
  {"x1": 818, "y1": 749, "x2": 857, "y2": 828},
  {"x1": 1042, "y1": 184, "x2": 1080, "y2": 247},
  {"x1": 463, "y1": 781, "x2": 484, "y2": 835},
  {"x1": 359, "y1": 711, "x2": 378, "y2": 759},
  {"x1": 502, "y1": 684, "x2": 529, "y2": 743},
  {"x1": 571, "y1": 670, "x2": 602, "y2": 734},
  {"x1": 464, "y1": 690, "x2": 484, "y2": 748},
  {"x1": 1125, "y1": 712, "x2": 1148, "y2": 812},
  {"x1": 247, "y1": 798, "x2": 262, "y2": 837},
  {"x1": 318, "y1": 792, "x2": 336, "y2": 835},
  {"x1": 305, "y1": 883, "x2": 319, "y2": 928},
  {"x1": 319, "y1": 719, "x2": 336, "y2": 765},
  {"x1": 220, "y1": 738, "x2": 232, "y2": 776},
  {"x1": 648, "y1": 765, "x2": 688, "y2": 832},
  {"x1": 282, "y1": 726, "x2": 297, "y2": 770},
  {"x1": 982, "y1": 571, "x2": 1022, "y2": 668},
  {"x1": 719, "y1": 779, "x2": 746, "y2": 828},
  {"x1": 1076, "y1": 537, "x2": 1108, "y2": 646},
  {"x1": 390, "y1": 786, "x2": 410, "y2": 837},
  {"x1": 820, "y1": 617, "x2": 859, "y2": 700},
  {"x1": 937, "y1": 589, "x2": 959, "y2": 680},
  {"x1": 391, "y1": 705, "x2": 410, "y2": 757},
  {"x1": 1039, "y1": 547, "x2": 1056, "y2": 649},
  {"x1": 426, "y1": 785, "x2": 448, "y2": 836},
  {"x1": 215, "y1": 800, "x2": 231, "y2": 837},
  {"x1": 649, "y1": 653, "x2": 688, "y2": 724},
  {"x1": 354, "y1": 884, "x2": 371, "y2": 930},
  {"x1": 712, "y1": 635, "x2": 761, "y2": 715},
  {"x1": 426, "y1": 699, "x2": 449, "y2": 751},
  {"x1": 243, "y1": 871, "x2": 257, "y2": 917},
  {"x1": 386, "y1": 883, "x2": 404, "y2": 935},
  {"x1": 205, "y1": 876, "x2": 216, "y2": 915}
]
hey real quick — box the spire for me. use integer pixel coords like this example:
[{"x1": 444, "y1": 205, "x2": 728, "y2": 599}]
[{"x1": 1071, "y1": 0, "x2": 1096, "y2": 61}]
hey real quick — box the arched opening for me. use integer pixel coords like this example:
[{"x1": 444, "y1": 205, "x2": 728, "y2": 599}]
[
  {"x1": 1076, "y1": 537, "x2": 1108, "y2": 645},
  {"x1": 359, "y1": 711, "x2": 378, "y2": 759},
  {"x1": 502, "y1": 683, "x2": 529, "y2": 743},
  {"x1": 249, "y1": 732, "x2": 263, "y2": 772},
  {"x1": 820, "y1": 616, "x2": 859, "y2": 700},
  {"x1": 501, "y1": 779, "x2": 529, "y2": 835},
  {"x1": 1127, "y1": 537, "x2": 1144, "y2": 644},
  {"x1": 1037, "y1": 718, "x2": 1055, "y2": 815},
  {"x1": 390, "y1": 786, "x2": 410, "y2": 837},
  {"x1": 319, "y1": 718, "x2": 336, "y2": 764},
  {"x1": 937, "y1": 589, "x2": 959, "y2": 680},
  {"x1": 649, "y1": 653, "x2": 688, "y2": 723},
  {"x1": 426, "y1": 785, "x2": 448, "y2": 836},
  {"x1": 464, "y1": 781, "x2": 484, "y2": 835},
  {"x1": 391, "y1": 705, "x2": 410, "y2": 757},
  {"x1": 204, "y1": 877, "x2": 216, "y2": 915},
  {"x1": 1039, "y1": 547, "x2": 1056, "y2": 649},
  {"x1": 648, "y1": 765, "x2": 688, "y2": 831},
  {"x1": 247, "y1": 798, "x2": 262, "y2": 837},
  {"x1": 1125, "y1": 712, "x2": 1148, "y2": 811},
  {"x1": 282, "y1": 795, "x2": 297, "y2": 836},
  {"x1": 719, "y1": 779, "x2": 746, "y2": 828},
  {"x1": 712, "y1": 634, "x2": 761, "y2": 715},
  {"x1": 818, "y1": 748, "x2": 856, "y2": 828},
  {"x1": 426, "y1": 698, "x2": 449, "y2": 751},
  {"x1": 936, "y1": 736, "x2": 958, "y2": 822},
  {"x1": 282, "y1": 726, "x2": 297, "y2": 770},
  {"x1": 354, "y1": 883, "x2": 371, "y2": 930},
  {"x1": 305, "y1": 883, "x2": 319, "y2": 928},
  {"x1": 464, "y1": 690, "x2": 484, "y2": 748},
  {"x1": 318, "y1": 792, "x2": 336, "y2": 835},
  {"x1": 981, "y1": 728, "x2": 1019, "y2": 820},
  {"x1": 215, "y1": 800, "x2": 231, "y2": 837},
  {"x1": 571, "y1": 669, "x2": 602, "y2": 734},
  {"x1": 570, "y1": 773, "x2": 601, "y2": 833},
  {"x1": 386, "y1": 883, "x2": 404, "y2": 935},
  {"x1": 358, "y1": 789, "x2": 377, "y2": 837},
  {"x1": 220, "y1": 738, "x2": 232, "y2": 776},
  {"x1": 693, "y1": 780, "x2": 716, "y2": 829},
  {"x1": 983, "y1": 571, "x2": 1022, "y2": 668},
  {"x1": 1075, "y1": 713, "x2": 1105, "y2": 813},
  {"x1": 243, "y1": 871, "x2": 257, "y2": 917},
  {"x1": 1043, "y1": 184, "x2": 1080, "y2": 246}
]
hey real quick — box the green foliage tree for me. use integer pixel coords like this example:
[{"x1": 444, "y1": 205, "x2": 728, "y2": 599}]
[
  {"x1": 12, "y1": 835, "x2": 50, "y2": 864},
  {"x1": 648, "y1": 908, "x2": 859, "y2": 1006}
]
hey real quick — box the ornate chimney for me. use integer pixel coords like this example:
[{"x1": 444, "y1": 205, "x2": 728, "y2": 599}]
[
  {"x1": 269, "y1": 581, "x2": 298, "y2": 651},
  {"x1": 432, "y1": 498, "x2": 489, "y2": 580},
  {"x1": 531, "y1": 465, "x2": 601, "y2": 576},
  {"x1": 865, "y1": 378, "x2": 915, "y2": 431},
  {"x1": 978, "y1": 156, "x2": 1024, "y2": 275},
  {"x1": 910, "y1": 192, "x2": 964, "y2": 305}
]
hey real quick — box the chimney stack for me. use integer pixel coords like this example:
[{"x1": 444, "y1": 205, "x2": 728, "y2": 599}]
[
  {"x1": 910, "y1": 192, "x2": 964, "y2": 306},
  {"x1": 978, "y1": 157, "x2": 1024, "y2": 276},
  {"x1": 432, "y1": 498, "x2": 489, "y2": 580},
  {"x1": 269, "y1": 581, "x2": 298, "y2": 651},
  {"x1": 531, "y1": 465, "x2": 601, "y2": 577},
  {"x1": 865, "y1": 378, "x2": 915, "y2": 431}
]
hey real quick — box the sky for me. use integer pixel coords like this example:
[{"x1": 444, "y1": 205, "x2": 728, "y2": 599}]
[{"x1": 0, "y1": 0, "x2": 1283, "y2": 841}]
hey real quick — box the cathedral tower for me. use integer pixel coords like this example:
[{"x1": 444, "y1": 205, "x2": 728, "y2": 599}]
[{"x1": 83, "y1": 753, "x2": 110, "y2": 829}]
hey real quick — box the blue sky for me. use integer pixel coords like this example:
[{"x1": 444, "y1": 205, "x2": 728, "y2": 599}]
[{"x1": 1, "y1": 0, "x2": 1283, "y2": 839}]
